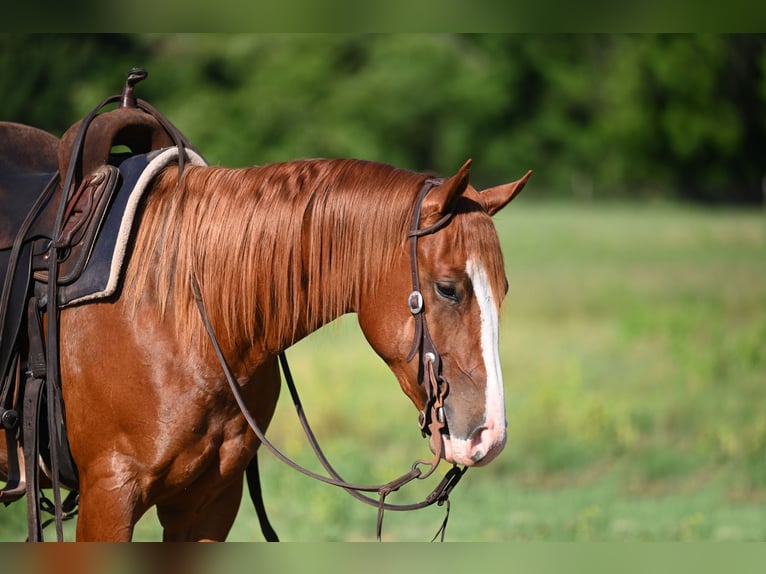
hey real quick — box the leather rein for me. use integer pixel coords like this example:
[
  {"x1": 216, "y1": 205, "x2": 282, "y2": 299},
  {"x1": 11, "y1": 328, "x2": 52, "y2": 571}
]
[{"x1": 192, "y1": 177, "x2": 468, "y2": 541}]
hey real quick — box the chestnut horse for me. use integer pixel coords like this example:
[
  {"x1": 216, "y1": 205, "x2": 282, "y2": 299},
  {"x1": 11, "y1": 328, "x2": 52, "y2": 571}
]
[{"x1": 5, "y1": 156, "x2": 530, "y2": 541}]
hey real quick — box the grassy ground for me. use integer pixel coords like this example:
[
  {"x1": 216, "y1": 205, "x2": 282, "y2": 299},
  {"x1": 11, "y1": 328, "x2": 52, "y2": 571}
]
[{"x1": 2, "y1": 201, "x2": 765, "y2": 541}]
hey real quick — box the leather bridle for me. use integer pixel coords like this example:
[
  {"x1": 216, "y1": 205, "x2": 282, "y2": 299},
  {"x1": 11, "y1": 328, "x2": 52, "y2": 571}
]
[
  {"x1": 406, "y1": 177, "x2": 451, "y2": 439},
  {"x1": 193, "y1": 177, "x2": 465, "y2": 541}
]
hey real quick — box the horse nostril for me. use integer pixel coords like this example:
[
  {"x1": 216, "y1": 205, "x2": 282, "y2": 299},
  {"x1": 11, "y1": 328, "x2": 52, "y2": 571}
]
[
  {"x1": 465, "y1": 423, "x2": 506, "y2": 465},
  {"x1": 466, "y1": 423, "x2": 486, "y2": 442}
]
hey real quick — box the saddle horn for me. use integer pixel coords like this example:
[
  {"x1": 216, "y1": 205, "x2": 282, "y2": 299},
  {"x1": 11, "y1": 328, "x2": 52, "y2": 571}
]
[{"x1": 120, "y1": 67, "x2": 148, "y2": 109}]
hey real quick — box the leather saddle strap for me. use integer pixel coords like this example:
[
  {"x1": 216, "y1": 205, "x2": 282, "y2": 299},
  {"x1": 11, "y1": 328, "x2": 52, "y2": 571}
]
[
  {"x1": 22, "y1": 376, "x2": 44, "y2": 542},
  {"x1": 25, "y1": 294, "x2": 74, "y2": 541},
  {"x1": 0, "y1": 174, "x2": 59, "y2": 356},
  {"x1": 23, "y1": 296, "x2": 46, "y2": 542},
  {"x1": 45, "y1": 360, "x2": 67, "y2": 540}
]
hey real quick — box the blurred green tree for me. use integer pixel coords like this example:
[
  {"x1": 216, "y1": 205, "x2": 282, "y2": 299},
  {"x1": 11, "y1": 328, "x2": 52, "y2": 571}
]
[
  {"x1": 1, "y1": 34, "x2": 764, "y2": 203},
  {"x1": 0, "y1": 34, "x2": 148, "y2": 133}
]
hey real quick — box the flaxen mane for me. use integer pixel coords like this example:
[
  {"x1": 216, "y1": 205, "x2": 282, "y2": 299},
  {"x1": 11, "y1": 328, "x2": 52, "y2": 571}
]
[{"x1": 125, "y1": 159, "x2": 423, "y2": 352}]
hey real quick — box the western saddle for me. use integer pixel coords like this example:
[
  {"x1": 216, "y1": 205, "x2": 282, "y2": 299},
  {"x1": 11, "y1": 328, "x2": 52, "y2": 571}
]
[{"x1": 0, "y1": 69, "x2": 193, "y2": 540}]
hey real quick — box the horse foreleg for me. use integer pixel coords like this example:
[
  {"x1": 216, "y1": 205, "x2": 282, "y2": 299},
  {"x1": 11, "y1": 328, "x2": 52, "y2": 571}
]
[{"x1": 75, "y1": 463, "x2": 148, "y2": 542}]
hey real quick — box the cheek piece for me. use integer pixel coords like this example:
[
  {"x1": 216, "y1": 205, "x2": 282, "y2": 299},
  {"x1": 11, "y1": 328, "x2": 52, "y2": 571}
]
[{"x1": 405, "y1": 178, "x2": 452, "y2": 443}]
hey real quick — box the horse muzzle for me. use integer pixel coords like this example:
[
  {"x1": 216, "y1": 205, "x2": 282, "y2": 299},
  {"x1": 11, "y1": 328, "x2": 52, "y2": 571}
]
[{"x1": 430, "y1": 417, "x2": 507, "y2": 467}]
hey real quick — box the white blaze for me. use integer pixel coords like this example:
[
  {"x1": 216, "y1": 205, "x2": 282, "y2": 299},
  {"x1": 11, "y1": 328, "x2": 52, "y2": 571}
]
[
  {"x1": 442, "y1": 259, "x2": 507, "y2": 466},
  {"x1": 466, "y1": 258, "x2": 507, "y2": 436}
]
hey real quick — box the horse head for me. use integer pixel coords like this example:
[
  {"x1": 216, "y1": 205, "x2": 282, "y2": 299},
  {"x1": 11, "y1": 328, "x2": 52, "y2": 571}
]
[{"x1": 358, "y1": 160, "x2": 531, "y2": 468}]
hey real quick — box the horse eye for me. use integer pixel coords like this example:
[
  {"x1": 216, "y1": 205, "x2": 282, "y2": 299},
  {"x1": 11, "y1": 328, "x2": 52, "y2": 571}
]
[{"x1": 435, "y1": 282, "x2": 459, "y2": 302}]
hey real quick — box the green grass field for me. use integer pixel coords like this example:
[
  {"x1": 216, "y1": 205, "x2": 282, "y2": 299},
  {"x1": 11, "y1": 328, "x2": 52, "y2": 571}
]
[{"x1": 2, "y1": 201, "x2": 764, "y2": 541}]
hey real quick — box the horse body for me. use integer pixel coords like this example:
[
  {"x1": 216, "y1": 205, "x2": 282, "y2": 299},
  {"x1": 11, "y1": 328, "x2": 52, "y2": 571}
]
[{"x1": 5, "y1": 156, "x2": 529, "y2": 541}]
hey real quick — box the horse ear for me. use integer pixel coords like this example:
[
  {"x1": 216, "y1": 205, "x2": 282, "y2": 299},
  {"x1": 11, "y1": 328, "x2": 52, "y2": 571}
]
[
  {"x1": 480, "y1": 170, "x2": 532, "y2": 216},
  {"x1": 422, "y1": 159, "x2": 472, "y2": 220}
]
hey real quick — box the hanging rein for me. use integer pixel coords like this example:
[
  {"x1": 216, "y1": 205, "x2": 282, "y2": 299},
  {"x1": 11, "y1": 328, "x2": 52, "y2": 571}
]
[{"x1": 192, "y1": 177, "x2": 468, "y2": 541}]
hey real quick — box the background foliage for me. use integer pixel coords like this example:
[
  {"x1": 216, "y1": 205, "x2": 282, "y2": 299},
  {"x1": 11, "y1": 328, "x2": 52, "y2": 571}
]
[
  {"x1": 2, "y1": 33, "x2": 765, "y2": 202},
  {"x1": 1, "y1": 34, "x2": 765, "y2": 541}
]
